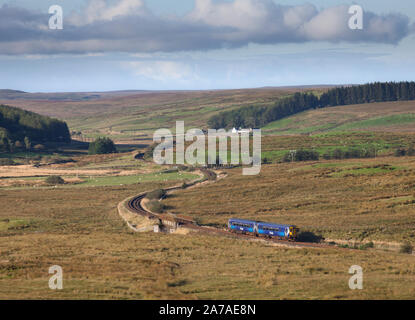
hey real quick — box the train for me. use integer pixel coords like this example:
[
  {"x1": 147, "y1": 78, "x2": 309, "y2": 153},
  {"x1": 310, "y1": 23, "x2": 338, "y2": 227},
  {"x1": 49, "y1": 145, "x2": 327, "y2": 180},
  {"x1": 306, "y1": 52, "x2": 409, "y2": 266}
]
[{"x1": 228, "y1": 218, "x2": 299, "y2": 241}]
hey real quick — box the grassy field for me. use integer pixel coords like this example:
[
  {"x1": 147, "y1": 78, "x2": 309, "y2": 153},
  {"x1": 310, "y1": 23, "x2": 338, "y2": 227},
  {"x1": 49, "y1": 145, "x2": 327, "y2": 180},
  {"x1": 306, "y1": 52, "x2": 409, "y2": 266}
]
[
  {"x1": 1, "y1": 183, "x2": 415, "y2": 300},
  {"x1": 261, "y1": 131, "x2": 415, "y2": 162},
  {"x1": 263, "y1": 100, "x2": 415, "y2": 135},
  {"x1": 164, "y1": 157, "x2": 415, "y2": 244}
]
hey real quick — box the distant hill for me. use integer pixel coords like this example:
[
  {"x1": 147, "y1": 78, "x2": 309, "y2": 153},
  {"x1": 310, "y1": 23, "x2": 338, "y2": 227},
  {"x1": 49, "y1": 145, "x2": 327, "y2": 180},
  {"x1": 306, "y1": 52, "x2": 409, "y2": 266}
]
[
  {"x1": 0, "y1": 104, "x2": 70, "y2": 149},
  {"x1": 0, "y1": 89, "x2": 154, "y2": 101},
  {"x1": 0, "y1": 87, "x2": 326, "y2": 140}
]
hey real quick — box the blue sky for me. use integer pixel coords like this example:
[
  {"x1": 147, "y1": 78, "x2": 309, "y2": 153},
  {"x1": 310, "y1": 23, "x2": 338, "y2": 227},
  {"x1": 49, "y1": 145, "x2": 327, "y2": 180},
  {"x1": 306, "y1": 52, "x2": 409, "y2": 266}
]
[{"x1": 0, "y1": 0, "x2": 414, "y2": 92}]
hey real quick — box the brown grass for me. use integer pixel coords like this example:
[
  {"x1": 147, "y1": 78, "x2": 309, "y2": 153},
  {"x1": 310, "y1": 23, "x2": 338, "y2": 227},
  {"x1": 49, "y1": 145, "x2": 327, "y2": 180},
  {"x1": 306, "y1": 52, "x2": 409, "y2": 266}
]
[
  {"x1": 164, "y1": 156, "x2": 415, "y2": 243},
  {"x1": 1, "y1": 161, "x2": 415, "y2": 299}
]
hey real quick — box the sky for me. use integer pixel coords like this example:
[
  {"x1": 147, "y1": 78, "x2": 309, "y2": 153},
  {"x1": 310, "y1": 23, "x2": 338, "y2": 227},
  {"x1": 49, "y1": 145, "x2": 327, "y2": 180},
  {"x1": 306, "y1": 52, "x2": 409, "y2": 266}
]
[{"x1": 0, "y1": 0, "x2": 414, "y2": 92}]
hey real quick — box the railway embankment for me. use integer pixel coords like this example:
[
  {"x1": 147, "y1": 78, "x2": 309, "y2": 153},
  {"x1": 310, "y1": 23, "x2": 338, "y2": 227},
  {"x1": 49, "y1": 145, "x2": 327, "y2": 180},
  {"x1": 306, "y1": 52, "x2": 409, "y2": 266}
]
[
  {"x1": 117, "y1": 193, "x2": 159, "y2": 232},
  {"x1": 117, "y1": 169, "x2": 219, "y2": 232}
]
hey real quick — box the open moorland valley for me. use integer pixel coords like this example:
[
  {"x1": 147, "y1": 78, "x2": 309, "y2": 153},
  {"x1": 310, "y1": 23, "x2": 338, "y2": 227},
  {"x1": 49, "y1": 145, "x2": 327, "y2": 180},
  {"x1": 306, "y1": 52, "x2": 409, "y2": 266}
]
[
  {"x1": 1, "y1": 83, "x2": 415, "y2": 300},
  {"x1": 2, "y1": 0, "x2": 415, "y2": 303}
]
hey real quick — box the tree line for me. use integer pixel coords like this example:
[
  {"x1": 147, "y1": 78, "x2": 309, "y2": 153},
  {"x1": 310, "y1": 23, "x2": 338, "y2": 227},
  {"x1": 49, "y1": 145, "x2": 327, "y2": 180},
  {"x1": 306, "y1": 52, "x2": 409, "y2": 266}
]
[
  {"x1": 208, "y1": 82, "x2": 415, "y2": 129},
  {"x1": 0, "y1": 104, "x2": 70, "y2": 151}
]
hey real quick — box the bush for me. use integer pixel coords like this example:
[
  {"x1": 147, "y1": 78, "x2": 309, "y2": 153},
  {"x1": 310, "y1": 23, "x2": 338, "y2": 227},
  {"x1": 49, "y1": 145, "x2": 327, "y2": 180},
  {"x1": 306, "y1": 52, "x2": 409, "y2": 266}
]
[
  {"x1": 400, "y1": 242, "x2": 413, "y2": 254},
  {"x1": 395, "y1": 148, "x2": 406, "y2": 157},
  {"x1": 262, "y1": 157, "x2": 271, "y2": 164},
  {"x1": 146, "y1": 200, "x2": 165, "y2": 213},
  {"x1": 283, "y1": 149, "x2": 319, "y2": 162},
  {"x1": 332, "y1": 148, "x2": 344, "y2": 159},
  {"x1": 359, "y1": 242, "x2": 374, "y2": 250},
  {"x1": 88, "y1": 137, "x2": 117, "y2": 155},
  {"x1": 45, "y1": 176, "x2": 65, "y2": 185},
  {"x1": 145, "y1": 189, "x2": 166, "y2": 200}
]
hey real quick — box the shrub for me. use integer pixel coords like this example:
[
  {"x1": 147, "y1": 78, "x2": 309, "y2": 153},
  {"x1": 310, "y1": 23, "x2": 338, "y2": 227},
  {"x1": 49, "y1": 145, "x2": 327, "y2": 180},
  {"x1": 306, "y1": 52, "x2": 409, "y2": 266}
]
[
  {"x1": 262, "y1": 157, "x2": 271, "y2": 164},
  {"x1": 45, "y1": 176, "x2": 65, "y2": 185},
  {"x1": 359, "y1": 242, "x2": 374, "y2": 250},
  {"x1": 332, "y1": 148, "x2": 345, "y2": 159},
  {"x1": 395, "y1": 148, "x2": 406, "y2": 157},
  {"x1": 322, "y1": 152, "x2": 332, "y2": 160},
  {"x1": 146, "y1": 189, "x2": 166, "y2": 200},
  {"x1": 146, "y1": 200, "x2": 165, "y2": 213},
  {"x1": 283, "y1": 149, "x2": 319, "y2": 162},
  {"x1": 400, "y1": 242, "x2": 413, "y2": 254},
  {"x1": 143, "y1": 143, "x2": 157, "y2": 160},
  {"x1": 88, "y1": 137, "x2": 117, "y2": 155}
]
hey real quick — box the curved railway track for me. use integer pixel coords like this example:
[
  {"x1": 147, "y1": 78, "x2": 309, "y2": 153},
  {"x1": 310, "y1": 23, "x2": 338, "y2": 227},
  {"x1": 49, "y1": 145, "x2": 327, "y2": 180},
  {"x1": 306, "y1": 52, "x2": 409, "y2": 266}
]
[{"x1": 125, "y1": 188, "x2": 332, "y2": 250}]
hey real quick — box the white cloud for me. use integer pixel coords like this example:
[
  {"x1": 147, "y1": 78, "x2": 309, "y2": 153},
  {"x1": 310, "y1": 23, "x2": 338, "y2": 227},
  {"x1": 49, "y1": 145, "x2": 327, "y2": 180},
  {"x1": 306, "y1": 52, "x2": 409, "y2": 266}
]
[
  {"x1": 126, "y1": 60, "x2": 196, "y2": 81},
  {"x1": 0, "y1": 0, "x2": 413, "y2": 55},
  {"x1": 69, "y1": 0, "x2": 147, "y2": 25}
]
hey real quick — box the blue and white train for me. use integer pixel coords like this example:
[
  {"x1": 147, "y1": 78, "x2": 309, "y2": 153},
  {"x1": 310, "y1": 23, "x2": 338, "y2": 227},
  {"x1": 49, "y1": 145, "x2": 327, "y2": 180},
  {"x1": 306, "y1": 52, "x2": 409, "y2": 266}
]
[{"x1": 228, "y1": 218, "x2": 299, "y2": 241}]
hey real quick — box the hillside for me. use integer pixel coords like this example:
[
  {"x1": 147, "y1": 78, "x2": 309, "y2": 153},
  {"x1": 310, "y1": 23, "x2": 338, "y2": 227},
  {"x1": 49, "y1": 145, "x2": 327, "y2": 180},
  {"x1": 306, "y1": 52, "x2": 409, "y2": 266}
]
[
  {"x1": 209, "y1": 82, "x2": 415, "y2": 130},
  {"x1": 0, "y1": 105, "x2": 70, "y2": 149},
  {"x1": 0, "y1": 87, "x2": 325, "y2": 141},
  {"x1": 263, "y1": 100, "x2": 415, "y2": 135}
]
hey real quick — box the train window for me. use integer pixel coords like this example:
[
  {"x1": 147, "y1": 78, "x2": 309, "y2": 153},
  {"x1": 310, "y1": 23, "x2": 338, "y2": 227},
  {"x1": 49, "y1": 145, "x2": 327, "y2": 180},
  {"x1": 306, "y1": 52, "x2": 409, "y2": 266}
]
[
  {"x1": 260, "y1": 226, "x2": 280, "y2": 232},
  {"x1": 232, "y1": 222, "x2": 251, "y2": 228}
]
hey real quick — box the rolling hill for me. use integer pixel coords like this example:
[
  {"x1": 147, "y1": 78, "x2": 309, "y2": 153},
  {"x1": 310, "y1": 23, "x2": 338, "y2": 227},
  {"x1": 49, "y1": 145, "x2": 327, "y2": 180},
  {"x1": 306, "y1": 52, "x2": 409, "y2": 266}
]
[
  {"x1": 0, "y1": 87, "x2": 317, "y2": 140},
  {"x1": 262, "y1": 100, "x2": 415, "y2": 135}
]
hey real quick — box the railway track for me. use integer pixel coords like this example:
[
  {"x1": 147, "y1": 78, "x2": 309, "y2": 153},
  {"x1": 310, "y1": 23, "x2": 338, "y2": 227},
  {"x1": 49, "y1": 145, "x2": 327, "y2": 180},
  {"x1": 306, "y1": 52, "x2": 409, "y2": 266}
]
[{"x1": 125, "y1": 190, "x2": 332, "y2": 250}]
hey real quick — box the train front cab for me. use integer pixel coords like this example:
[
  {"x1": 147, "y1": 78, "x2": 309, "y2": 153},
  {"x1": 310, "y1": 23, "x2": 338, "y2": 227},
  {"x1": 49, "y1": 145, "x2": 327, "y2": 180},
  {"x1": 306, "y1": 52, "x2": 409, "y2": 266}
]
[
  {"x1": 289, "y1": 226, "x2": 300, "y2": 241},
  {"x1": 257, "y1": 222, "x2": 288, "y2": 239}
]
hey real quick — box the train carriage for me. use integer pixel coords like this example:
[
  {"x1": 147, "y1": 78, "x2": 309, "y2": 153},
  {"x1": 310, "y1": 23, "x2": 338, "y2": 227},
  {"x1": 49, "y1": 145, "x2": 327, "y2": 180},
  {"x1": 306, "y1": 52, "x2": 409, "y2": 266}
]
[
  {"x1": 228, "y1": 219, "x2": 256, "y2": 234},
  {"x1": 228, "y1": 218, "x2": 299, "y2": 241}
]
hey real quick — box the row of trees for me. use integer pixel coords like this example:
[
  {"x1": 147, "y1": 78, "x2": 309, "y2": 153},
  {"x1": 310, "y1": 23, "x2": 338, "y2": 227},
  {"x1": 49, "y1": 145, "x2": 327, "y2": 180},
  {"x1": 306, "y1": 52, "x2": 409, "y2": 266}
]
[
  {"x1": 208, "y1": 82, "x2": 415, "y2": 129},
  {"x1": 0, "y1": 136, "x2": 34, "y2": 152},
  {"x1": 320, "y1": 82, "x2": 415, "y2": 107},
  {"x1": 0, "y1": 104, "x2": 70, "y2": 151},
  {"x1": 282, "y1": 145, "x2": 415, "y2": 162},
  {"x1": 395, "y1": 146, "x2": 415, "y2": 157},
  {"x1": 208, "y1": 92, "x2": 319, "y2": 129}
]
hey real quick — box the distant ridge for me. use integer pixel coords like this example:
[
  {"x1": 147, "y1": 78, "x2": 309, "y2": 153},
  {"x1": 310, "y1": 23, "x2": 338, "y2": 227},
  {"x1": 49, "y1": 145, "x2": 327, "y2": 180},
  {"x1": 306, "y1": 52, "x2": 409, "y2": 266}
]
[
  {"x1": 0, "y1": 89, "x2": 154, "y2": 101},
  {"x1": 0, "y1": 85, "x2": 340, "y2": 102}
]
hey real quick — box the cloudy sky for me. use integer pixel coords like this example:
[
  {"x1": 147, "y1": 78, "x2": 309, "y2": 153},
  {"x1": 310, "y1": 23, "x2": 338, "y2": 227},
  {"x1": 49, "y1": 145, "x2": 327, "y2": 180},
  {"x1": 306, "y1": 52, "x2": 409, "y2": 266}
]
[{"x1": 0, "y1": 0, "x2": 414, "y2": 92}]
